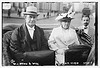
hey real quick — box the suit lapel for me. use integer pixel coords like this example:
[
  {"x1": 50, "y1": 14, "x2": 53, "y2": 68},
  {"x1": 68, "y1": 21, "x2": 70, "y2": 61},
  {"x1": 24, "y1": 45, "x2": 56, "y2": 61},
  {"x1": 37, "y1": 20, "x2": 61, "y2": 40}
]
[
  {"x1": 35, "y1": 26, "x2": 41, "y2": 50},
  {"x1": 23, "y1": 24, "x2": 31, "y2": 47}
]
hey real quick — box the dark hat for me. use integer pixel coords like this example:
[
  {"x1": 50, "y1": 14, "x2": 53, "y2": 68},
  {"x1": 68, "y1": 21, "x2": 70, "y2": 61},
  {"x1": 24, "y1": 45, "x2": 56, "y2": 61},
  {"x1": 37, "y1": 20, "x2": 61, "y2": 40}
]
[{"x1": 22, "y1": 6, "x2": 39, "y2": 16}]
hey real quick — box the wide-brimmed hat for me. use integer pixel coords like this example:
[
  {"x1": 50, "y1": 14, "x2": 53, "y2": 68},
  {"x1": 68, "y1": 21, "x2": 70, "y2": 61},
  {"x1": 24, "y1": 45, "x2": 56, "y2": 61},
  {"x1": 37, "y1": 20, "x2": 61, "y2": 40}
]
[
  {"x1": 22, "y1": 6, "x2": 39, "y2": 16},
  {"x1": 55, "y1": 12, "x2": 75, "y2": 22}
]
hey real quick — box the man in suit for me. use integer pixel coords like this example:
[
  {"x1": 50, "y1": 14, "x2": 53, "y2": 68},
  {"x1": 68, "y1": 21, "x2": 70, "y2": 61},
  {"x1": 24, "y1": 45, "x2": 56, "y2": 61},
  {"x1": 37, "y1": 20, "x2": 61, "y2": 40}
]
[
  {"x1": 78, "y1": 14, "x2": 95, "y2": 46},
  {"x1": 9, "y1": 6, "x2": 49, "y2": 64}
]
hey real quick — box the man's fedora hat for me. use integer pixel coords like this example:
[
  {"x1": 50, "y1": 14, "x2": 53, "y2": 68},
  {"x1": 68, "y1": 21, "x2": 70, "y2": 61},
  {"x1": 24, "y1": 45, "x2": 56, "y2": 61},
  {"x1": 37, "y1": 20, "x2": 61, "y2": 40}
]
[{"x1": 23, "y1": 6, "x2": 39, "y2": 16}]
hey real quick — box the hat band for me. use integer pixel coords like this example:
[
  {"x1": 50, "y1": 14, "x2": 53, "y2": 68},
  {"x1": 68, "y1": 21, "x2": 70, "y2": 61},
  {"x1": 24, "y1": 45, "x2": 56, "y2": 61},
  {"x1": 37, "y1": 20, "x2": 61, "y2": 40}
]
[{"x1": 27, "y1": 11, "x2": 37, "y2": 14}]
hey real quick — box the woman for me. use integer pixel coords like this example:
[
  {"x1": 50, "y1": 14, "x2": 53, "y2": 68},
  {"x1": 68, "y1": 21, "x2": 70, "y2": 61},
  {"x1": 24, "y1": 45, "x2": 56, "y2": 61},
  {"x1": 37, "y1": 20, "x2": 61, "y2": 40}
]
[{"x1": 48, "y1": 13, "x2": 80, "y2": 65}]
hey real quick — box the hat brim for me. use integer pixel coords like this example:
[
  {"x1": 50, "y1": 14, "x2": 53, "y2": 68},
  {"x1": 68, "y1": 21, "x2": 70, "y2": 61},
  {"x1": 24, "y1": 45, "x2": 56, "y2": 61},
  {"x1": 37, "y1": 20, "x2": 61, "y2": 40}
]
[
  {"x1": 59, "y1": 17, "x2": 74, "y2": 22},
  {"x1": 22, "y1": 12, "x2": 39, "y2": 16}
]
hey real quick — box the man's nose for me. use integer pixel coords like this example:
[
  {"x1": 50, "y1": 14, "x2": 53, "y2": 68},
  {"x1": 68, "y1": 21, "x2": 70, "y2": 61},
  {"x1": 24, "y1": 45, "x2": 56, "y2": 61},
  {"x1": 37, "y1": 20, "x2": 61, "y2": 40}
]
[
  {"x1": 31, "y1": 18, "x2": 34, "y2": 20},
  {"x1": 84, "y1": 21, "x2": 88, "y2": 23}
]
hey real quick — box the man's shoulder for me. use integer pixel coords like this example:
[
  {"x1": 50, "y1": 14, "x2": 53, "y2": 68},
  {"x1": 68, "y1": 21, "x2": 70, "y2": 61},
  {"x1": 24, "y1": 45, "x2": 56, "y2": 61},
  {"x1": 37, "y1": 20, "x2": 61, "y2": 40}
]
[
  {"x1": 35, "y1": 25, "x2": 42, "y2": 29},
  {"x1": 11, "y1": 24, "x2": 25, "y2": 34},
  {"x1": 15, "y1": 24, "x2": 26, "y2": 30},
  {"x1": 35, "y1": 25, "x2": 41, "y2": 28},
  {"x1": 89, "y1": 26, "x2": 95, "y2": 30},
  {"x1": 89, "y1": 26, "x2": 95, "y2": 33},
  {"x1": 11, "y1": 24, "x2": 25, "y2": 39},
  {"x1": 35, "y1": 25, "x2": 44, "y2": 32}
]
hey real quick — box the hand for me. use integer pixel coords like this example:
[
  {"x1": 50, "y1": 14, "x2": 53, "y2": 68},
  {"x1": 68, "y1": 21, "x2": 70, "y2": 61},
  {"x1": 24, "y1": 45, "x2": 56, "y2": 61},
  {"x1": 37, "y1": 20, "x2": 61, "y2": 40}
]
[
  {"x1": 56, "y1": 49, "x2": 65, "y2": 55},
  {"x1": 69, "y1": 42, "x2": 76, "y2": 46}
]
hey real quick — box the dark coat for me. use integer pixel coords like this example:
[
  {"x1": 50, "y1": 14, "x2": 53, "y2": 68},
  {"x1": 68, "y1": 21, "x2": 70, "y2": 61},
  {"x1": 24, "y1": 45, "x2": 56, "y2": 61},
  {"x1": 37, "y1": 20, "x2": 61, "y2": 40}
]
[
  {"x1": 3, "y1": 31, "x2": 13, "y2": 66},
  {"x1": 86, "y1": 37, "x2": 95, "y2": 65},
  {"x1": 10, "y1": 24, "x2": 49, "y2": 62},
  {"x1": 86, "y1": 43, "x2": 95, "y2": 65},
  {"x1": 78, "y1": 26, "x2": 95, "y2": 46}
]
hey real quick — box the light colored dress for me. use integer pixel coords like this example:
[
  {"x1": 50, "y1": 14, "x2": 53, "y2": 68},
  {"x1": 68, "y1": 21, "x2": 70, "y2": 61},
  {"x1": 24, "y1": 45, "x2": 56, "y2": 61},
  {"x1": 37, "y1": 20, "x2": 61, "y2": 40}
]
[{"x1": 48, "y1": 26, "x2": 79, "y2": 65}]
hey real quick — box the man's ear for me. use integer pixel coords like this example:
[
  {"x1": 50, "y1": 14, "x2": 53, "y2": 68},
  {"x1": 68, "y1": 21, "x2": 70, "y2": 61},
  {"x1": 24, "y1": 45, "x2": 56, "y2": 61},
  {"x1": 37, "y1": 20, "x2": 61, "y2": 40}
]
[{"x1": 21, "y1": 12, "x2": 26, "y2": 18}]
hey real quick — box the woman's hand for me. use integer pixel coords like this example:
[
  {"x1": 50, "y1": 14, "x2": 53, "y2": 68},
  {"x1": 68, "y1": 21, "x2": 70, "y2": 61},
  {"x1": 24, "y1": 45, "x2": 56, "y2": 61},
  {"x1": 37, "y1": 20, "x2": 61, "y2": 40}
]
[{"x1": 56, "y1": 49, "x2": 65, "y2": 55}]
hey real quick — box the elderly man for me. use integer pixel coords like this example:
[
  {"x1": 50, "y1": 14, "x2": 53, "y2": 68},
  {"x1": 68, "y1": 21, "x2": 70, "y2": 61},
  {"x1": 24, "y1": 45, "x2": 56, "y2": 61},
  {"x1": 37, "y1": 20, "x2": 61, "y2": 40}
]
[
  {"x1": 48, "y1": 13, "x2": 80, "y2": 65},
  {"x1": 9, "y1": 6, "x2": 49, "y2": 64}
]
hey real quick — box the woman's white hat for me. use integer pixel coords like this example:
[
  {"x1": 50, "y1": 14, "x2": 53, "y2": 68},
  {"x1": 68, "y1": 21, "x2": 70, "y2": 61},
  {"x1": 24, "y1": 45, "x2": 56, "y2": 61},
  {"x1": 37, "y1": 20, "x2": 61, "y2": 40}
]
[
  {"x1": 55, "y1": 6, "x2": 75, "y2": 21},
  {"x1": 55, "y1": 12, "x2": 75, "y2": 21}
]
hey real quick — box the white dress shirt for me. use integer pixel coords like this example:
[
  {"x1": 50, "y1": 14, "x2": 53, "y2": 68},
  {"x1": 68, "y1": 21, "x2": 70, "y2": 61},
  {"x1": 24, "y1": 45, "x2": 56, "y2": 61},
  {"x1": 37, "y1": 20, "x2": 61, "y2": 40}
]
[
  {"x1": 79, "y1": 26, "x2": 89, "y2": 34},
  {"x1": 26, "y1": 24, "x2": 35, "y2": 39},
  {"x1": 83, "y1": 26, "x2": 89, "y2": 34}
]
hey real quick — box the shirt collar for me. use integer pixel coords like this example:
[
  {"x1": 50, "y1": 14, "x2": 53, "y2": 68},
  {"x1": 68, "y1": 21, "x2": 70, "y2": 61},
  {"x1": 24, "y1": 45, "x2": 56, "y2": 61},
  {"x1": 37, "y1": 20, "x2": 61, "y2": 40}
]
[
  {"x1": 26, "y1": 23, "x2": 35, "y2": 30},
  {"x1": 82, "y1": 25, "x2": 89, "y2": 29}
]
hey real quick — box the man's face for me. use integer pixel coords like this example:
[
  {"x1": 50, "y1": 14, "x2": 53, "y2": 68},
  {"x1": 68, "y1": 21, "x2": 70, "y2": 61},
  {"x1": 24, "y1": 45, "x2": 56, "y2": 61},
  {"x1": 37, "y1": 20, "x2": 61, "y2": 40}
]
[
  {"x1": 81, "y1": 17, "x2": 90, "y2": 26},
  {"x1": 25, "y1": 15, "x2": 37, "y2": 27},
  {"x1": 60, "y1": 21, "x2": 70, "y2": 29}
]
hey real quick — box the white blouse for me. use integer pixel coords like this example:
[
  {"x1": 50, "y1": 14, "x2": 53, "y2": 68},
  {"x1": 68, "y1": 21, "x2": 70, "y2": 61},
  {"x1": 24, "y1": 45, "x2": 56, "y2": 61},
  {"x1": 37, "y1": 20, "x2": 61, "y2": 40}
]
[{"x1": 48, "y1": 26, "x2": 79, "y2": 50}]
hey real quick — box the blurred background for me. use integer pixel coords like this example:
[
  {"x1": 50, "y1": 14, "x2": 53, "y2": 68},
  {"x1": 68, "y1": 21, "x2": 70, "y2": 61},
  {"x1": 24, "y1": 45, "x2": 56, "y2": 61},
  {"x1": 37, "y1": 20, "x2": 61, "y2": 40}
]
[{"x1": 2, "y1": 2, "x2": 96, "y2": 28}]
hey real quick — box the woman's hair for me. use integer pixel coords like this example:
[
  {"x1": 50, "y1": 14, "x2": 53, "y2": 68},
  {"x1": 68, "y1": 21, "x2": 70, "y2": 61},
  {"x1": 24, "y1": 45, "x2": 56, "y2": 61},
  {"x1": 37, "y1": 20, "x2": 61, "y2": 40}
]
[{"x1": 81, "y1": 14, "x2": 90, "y2": 20}]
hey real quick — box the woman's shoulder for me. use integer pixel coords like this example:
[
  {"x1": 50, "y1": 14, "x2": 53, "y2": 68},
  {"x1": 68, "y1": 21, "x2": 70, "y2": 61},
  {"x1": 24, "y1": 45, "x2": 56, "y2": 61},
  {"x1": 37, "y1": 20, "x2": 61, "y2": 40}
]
[
  {"x1": 78, "y1": 26, "x2": 83, "y2": 29},
  {"x1": 70, "y1": 28, "x2": 76, "y2": 32},
  {"x1": 52, "y1": 27, "x2": 60, "y2": 31},
  {"x1": 53, "y1": 26, "x2": 61, "y2": 30}
]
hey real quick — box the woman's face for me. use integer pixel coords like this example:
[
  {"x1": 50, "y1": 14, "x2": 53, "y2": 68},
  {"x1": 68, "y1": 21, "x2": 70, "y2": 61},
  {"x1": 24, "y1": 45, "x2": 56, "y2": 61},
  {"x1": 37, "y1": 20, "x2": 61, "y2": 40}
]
[
  {"x1": 25, "y1": 15, "x2": 37, "y2": 28},
  {"x1": 81, "y1": 17, "x2": 90, "y2": 26},
  {"x1": 60, "y1": 21, "x2": 70, "y2": 29}
]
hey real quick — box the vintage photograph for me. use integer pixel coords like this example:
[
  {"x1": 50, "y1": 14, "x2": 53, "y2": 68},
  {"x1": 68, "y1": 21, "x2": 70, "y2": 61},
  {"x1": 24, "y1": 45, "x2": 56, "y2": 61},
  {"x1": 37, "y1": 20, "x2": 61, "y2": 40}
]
[{"x1": 2, "y1": 2, "x2": 98, "y2": 66}]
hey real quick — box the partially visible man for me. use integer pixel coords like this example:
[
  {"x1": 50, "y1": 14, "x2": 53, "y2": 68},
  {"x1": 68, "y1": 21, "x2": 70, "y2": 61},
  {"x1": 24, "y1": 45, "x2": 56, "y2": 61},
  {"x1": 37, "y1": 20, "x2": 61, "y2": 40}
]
[
  {"x1": 9, "y1": 6, "x2": 49, "y2": 64},
  {"x1": 48, "y1": 13, "x2": 80, "y2": 65},
  {"x1": 78, "y1": 14, "x2": 95, "y2": 46}
]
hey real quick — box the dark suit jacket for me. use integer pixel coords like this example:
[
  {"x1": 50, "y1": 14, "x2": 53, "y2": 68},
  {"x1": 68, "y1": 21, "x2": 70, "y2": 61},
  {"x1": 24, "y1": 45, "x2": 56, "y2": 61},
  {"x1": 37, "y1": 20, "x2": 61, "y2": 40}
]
[
  {"x1": 10, "y1": 24, "x2": 49, "y2": 62},
  {"x1": 78, "y1": 26, "x2": 95, "y2": 45},
  {"x1": 3, "y1": 31, "x2": 13, "y2": 66}
]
